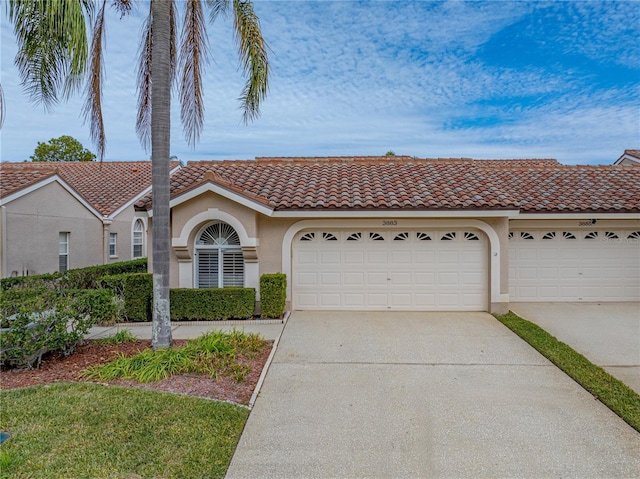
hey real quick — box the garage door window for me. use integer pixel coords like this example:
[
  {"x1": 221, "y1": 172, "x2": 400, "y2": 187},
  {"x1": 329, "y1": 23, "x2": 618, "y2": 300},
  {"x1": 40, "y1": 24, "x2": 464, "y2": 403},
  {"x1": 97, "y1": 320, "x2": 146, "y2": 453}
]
[{"x1": 195, "y1": 222, "x2": 244, "y2": 288}]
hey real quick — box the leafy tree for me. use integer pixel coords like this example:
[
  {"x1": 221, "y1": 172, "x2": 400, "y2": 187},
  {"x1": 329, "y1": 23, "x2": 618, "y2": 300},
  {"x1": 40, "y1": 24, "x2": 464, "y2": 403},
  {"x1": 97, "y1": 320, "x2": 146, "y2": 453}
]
[
  {"x1": 385, "y1": 150, "x2": 396, "y2": 156},
  {"x1": 30, "y1": 135, "x2": 96, "y2": 162},
  {"x1": 7, "y1": 0, "x2": 270, "y2": 349}
]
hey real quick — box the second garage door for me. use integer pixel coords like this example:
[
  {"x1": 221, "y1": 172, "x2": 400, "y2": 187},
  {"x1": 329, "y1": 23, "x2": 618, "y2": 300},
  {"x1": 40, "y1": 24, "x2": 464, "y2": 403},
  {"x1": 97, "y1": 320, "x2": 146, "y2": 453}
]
[{"x1": 292, "y1": 229, "x2": 488, "y2": 311}]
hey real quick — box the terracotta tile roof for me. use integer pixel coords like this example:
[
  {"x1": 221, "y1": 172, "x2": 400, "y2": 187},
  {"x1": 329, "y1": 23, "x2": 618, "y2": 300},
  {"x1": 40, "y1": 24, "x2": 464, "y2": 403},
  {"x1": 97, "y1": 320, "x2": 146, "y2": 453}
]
[
  {"x1": 1, "y1": 161, "x2": 179, "y2": 216},
  {"x1": 136, "y1": 156, "x2": 640, "y2": 214}
]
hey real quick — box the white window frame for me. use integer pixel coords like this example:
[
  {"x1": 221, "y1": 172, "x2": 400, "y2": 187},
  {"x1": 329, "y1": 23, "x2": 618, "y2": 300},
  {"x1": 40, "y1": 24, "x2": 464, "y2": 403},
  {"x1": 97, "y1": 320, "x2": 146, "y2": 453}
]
[
  {"x1": 59, "y1": 232, "x2": 69, "y2": 272},
  {"x1": 132, "y1": 219, "x2": 145, "y2": 258},
  {"x1": 109, "y1": 233, "x2": 117, "y2": 258},
  {"x1": 194, "y1": 222, "x2": 244, "y2": 288}
]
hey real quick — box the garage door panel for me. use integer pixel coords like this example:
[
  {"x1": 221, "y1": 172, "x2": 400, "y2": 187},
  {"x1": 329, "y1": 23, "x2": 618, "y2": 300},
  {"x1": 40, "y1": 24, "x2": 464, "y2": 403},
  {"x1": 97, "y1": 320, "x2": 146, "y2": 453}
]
[
  {"x1": 509, "y1": 230, "x2": 640, "y2": 302},
  {"x1": 320, "y1": 272, "x2": 341, "y2": 285},
  {"x1": 319, "y1": 293, "x2": 341, "y2": 307},
  {"x1": 367, "y1": 250, "x2": 388, "y2": 263},
  {"x1": 390, "y1": 250, "x2": 412, "y2": 263},
  {"x1": 294, "y1": 229, "x2": 487, "y2": 311},
  {"x1": 344, "y1": 251, "x2": 365, "y2": 264},
  {"x1": 298, "y1": 251, "x2": 318, "y2": 264},
  {"x1": 415, "y1": 251, "x2": 436, "y2": 264},
  {"x1": 344, "y1": 272, "x2": 365, "y2": 285},
  {"x1": 297, "y1": 272, "x2": 318, "y2": 285},
  {"x1": 414, "y1": 272, "x2": 436, "y2": 286},
  {"x1": 320, "y1": 251, "x2": 340, "y2": 264},
  {"x1": 367, "y1": 272, "x2": 388, "y2": 286}
]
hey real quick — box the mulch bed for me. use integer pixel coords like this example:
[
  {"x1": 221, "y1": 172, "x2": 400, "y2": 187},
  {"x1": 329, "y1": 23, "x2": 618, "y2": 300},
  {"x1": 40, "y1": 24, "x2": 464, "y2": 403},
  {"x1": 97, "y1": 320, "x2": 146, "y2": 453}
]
[{"x1": 0, "y1": 339, "x2": 272, "y2": 405}]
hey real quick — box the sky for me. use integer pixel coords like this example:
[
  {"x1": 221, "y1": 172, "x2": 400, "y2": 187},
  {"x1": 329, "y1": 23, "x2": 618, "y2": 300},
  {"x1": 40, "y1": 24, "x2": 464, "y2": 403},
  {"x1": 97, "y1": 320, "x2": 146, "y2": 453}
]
[{"x1": 1, "y1": 0, "x2": 638, "y2": 165}]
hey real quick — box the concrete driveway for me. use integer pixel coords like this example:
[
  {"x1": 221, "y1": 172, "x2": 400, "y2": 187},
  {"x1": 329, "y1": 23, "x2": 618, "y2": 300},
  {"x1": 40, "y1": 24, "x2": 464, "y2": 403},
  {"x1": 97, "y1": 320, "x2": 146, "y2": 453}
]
[
  {"x1": 511, "y1": 302, "x2": 640, "y2": 395},
  {"x1": 226, "y1": 311, "x2": 640, "y2": 478}
]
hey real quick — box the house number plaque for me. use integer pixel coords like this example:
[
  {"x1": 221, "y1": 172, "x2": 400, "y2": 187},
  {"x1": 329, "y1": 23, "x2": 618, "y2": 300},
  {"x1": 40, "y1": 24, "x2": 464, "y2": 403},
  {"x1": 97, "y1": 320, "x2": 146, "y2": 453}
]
[{"x1": 382, "y1": 220, "x2": 398, "y2": 226}]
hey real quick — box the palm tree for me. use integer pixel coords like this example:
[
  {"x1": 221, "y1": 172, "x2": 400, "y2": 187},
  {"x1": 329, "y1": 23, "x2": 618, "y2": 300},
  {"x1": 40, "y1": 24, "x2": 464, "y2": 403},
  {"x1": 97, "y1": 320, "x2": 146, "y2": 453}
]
[{"x1": 5, "y1": 0, "x2": 270, "y2": 349}]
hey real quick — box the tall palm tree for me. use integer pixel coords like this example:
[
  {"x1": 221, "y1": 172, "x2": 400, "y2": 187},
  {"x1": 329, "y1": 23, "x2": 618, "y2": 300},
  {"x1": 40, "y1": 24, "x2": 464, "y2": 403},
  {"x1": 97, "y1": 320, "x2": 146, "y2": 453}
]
[{"x1": 5, "y1": 0, "x2": 270, "y2": 349}]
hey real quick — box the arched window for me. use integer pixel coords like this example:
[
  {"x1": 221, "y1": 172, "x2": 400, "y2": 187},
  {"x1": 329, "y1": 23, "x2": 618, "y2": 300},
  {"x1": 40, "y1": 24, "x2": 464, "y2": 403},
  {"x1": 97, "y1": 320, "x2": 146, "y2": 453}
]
[
  {"x1": 132, "y1": 219, "x2": 145, "y2": 258},
  {"x1": 195, "y1": 222, "x2": 244, "y2": 288}
]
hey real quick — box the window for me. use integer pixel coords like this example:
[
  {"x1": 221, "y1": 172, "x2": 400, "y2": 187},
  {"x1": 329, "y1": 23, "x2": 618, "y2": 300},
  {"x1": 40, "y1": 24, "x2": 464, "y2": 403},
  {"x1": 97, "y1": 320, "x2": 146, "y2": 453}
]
[
  {"x1": 59, "y1": 232, "x2": 69, "y2": 272},
  {"x1": 133, "y1": 220, "x2": 144, "y2": 258},
  {"x1": 195, "y1": 222, "x2": 244, "y2": 288},
  {"x1": 109, "y1": 233, "x2": 117, "y2": 257}
]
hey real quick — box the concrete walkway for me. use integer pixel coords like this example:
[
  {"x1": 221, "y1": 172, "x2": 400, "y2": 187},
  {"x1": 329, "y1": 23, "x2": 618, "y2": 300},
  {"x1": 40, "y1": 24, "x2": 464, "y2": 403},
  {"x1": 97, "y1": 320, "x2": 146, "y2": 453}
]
[
  {"x1": 511, "y1": 302, "x2": 640, "y2": 394},
  {"x1": 226, "y1": 311, "x2": 640, "y2": 479},
  {"x1": 87, "y1": 319, "x2": 286, "y2": 342}
]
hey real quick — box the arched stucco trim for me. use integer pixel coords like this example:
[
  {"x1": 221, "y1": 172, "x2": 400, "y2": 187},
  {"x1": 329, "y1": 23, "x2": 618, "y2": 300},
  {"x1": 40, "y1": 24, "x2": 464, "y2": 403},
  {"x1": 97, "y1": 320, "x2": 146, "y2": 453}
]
[
  {"x1": 172, "y1": 208, "x2": 257, "y2": 249},
  {"x1": 173, "y1": 208, "x2": 258, "y2": 289},
  {"x1": 282, "y1": 218, "x2": 504, "y2": 308}
]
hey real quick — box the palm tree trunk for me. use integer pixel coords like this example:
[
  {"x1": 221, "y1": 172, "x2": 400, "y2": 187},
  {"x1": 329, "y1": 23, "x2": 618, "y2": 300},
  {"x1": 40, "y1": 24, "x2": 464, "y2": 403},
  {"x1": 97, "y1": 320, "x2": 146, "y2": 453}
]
[{"x1": 150, "y1": 0, "x2": 172, "y2": 349}]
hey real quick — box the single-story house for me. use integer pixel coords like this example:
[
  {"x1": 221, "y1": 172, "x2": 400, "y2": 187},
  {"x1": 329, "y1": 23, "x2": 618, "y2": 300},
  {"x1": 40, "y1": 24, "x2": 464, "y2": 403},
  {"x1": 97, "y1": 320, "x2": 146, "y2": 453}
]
[
  {"x1": 0, "y1": 160, "x2": 180, "y2": 278},
  {"x1": 136, "y1": 156, "x2": 640, "y2": 315}
]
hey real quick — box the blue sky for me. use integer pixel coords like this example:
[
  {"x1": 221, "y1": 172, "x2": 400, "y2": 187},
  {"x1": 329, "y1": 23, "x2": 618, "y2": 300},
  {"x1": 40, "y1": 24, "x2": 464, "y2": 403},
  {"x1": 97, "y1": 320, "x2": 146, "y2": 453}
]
[{"x1": 1, "y1": 1, "x2": 638, "y2": 164}]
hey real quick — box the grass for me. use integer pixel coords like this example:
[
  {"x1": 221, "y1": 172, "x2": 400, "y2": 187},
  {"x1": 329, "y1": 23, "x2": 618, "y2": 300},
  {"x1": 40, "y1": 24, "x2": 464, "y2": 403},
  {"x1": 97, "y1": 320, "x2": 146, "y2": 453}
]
[
  {"x1": 496, "y1": 311, "x2": 640, "y2": 433},
  {"x1": 0, "y1": 382, "x2": 249, "y2": 479},
  {"x1": 84, "y1": 329, "x2": 267, "y2": 383}
]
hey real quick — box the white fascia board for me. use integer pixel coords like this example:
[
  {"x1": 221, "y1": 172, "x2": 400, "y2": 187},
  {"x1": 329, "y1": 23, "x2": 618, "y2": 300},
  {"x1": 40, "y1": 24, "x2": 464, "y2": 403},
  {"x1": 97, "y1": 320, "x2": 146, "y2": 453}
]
[
  {"x1": 167, "y1": 183, "x2": 274, "y2": 216},
  {"x1": 515, "y1": 212, "x2": 640, "y2": 220},
  {"x1": 0, "y1": 175, "x2": 103, "y2": 219},
  {"x1": 272, "y1": 209, "x2": 521, "y2": 219},
  {"x1": 109, "y1": 185, "x2": 152, "y2": 219}
]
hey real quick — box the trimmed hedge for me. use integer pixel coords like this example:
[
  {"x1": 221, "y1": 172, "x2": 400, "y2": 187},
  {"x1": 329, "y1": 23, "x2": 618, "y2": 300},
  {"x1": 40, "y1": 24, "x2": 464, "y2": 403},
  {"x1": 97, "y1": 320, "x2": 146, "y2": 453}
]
[
  {"x1": 1, "y1": 258, "x2": 148, "y2": 291},
  {"x1": 100, "y1": 273, "x2": 152, "y2": 322},
  {"x1": 260, "y1": 273, "x2": 287, "y2": 319},
  {"x1": 170, "y1": 288, "x2": 255, "y2": 321}
]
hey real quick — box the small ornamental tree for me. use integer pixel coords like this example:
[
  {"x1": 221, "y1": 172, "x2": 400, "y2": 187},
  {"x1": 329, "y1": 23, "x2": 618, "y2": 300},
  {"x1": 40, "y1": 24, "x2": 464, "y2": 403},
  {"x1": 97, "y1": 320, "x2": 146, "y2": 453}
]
[{"x1": 30, "y1": 135, "x2": 96, "y2": 162}]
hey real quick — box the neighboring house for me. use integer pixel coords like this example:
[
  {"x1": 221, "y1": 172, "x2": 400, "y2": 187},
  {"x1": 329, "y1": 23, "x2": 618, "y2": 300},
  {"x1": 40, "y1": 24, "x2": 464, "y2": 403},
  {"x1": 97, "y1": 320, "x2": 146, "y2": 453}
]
[
  {"x1": 614, "y1": 149, "x2": 640, "y2": 166},
  {"x1": 135, "y1": 156, "x2": 640, "y2": 314},
  {"x1": 0, "y1": 161, "x2": 180, "y2": 278}
]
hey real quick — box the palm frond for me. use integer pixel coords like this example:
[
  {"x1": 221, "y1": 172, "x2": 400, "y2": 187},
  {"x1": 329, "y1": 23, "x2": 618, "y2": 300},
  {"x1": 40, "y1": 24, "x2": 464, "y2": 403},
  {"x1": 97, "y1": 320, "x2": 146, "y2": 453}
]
[
  {"x1": 82, "y1": 0, "x2": 107, "y2": 159},
  {"x1": 111, "y1": 0, "x2": 133, "y2": 18},
  {"x1": 206, "y1": 0, "x2": 230, "y2": 23},
  {"x1": 179, "y1": 0, "x2": 210, "y2": 147},
  {"x1": 0, "y1": 83, "x2": 5, "y2": 129},
  {"x1": 8, "y1": 0, "x2": 91, "y2": 109},
  {"x1": 136, "y1": 3, "x2": 153, "y2": 152},
  {"x1": 136, "y1": 0, "x2": 176, "y2": 152},
  {"x1": 232, "y1": 0, "x2": 269, "y2": 124}
]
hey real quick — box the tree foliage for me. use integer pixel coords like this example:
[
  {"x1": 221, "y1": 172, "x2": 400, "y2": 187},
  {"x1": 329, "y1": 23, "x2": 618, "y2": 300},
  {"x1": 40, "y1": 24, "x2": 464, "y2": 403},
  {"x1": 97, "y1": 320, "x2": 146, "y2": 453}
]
[{"x1": 30, "y1": 135, "x2": 96, "y2": 162}]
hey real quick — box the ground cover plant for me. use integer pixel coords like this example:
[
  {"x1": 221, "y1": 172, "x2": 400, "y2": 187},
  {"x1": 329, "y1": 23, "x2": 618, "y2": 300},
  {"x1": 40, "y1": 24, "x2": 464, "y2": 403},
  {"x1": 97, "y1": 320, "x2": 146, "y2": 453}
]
[
  {"x1": 83, "y1": 330, "x2": 267, "y2": 383},
  {"x1": 496, "y1": 311, "x2": 640, "y2": 433},
  {"x1": 0, "y1": 383, "x2": 248, "y2": 479}
]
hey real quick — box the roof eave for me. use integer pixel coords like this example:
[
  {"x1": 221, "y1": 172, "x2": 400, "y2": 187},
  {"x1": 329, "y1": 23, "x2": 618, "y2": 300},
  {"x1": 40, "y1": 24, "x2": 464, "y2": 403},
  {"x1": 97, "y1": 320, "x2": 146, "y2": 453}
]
[{"x1": 271, "y1": 208, "x2": 521, "y2": 219}]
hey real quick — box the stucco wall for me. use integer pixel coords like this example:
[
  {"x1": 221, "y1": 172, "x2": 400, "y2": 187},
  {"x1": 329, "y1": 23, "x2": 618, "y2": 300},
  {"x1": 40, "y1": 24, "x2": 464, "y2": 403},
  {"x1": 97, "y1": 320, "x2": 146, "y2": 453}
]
[{"x1": 2, "y1": 182, "x2": 103, "y2": 276}]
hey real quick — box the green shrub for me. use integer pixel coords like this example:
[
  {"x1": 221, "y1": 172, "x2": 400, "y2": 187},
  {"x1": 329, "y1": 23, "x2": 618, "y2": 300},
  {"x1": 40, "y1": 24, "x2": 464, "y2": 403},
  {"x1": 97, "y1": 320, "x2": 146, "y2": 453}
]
[
  {"x1": 1, "y1": 259, "x2": 147, "y2": 291},
  {"x1": 0, "y1": 289, "x2": 115, "y2": 369},
  {"x1": 259, "y1": 273, "x2": 287, "y2": 319},
  {"x1": 170, "y1": 288, "x2": 255, "y2": 321},
  {"x1": 0, "y1": 288, "x2": 58, "y2": 320},
  {"x1": 100, "y1": 273, "x2": 152, "y2": 322}
]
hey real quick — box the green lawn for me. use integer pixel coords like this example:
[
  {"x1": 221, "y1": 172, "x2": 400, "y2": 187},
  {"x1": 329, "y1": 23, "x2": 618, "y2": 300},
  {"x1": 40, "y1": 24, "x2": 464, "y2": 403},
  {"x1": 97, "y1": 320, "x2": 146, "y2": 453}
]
[
  {"x1": 0, "y1": 383, "x2": 249, "y2": 479},
  {"x1": 496, "y1": 311, "x2": 640, "y2": 433}
]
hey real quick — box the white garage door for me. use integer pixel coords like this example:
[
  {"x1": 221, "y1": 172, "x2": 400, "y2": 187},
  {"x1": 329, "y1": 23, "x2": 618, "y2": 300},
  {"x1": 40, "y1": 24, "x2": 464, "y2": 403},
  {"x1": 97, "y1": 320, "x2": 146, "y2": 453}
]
[
  {"x1": 293, "y1": 229, "x2": 488, "y2": 311},
  {"x1": 509, "y1": 230, "x2": 640, "y2": 301}
]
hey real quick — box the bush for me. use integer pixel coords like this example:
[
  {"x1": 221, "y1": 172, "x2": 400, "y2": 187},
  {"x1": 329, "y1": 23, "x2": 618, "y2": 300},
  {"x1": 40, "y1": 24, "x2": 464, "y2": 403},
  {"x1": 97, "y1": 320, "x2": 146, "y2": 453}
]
[
  {"x1": 100, "y1": 273, "x2": 152, "y2": 322},
  {"x1": 0, "y1": 288, "x2": 58, "y2": 321},
  {"x1": 1, "y1": 259, "x2": 148, "y2": 291},
  {"x1": 260, "y1": 273, "x2": 287, "y2": 319},
  {"x1": 0, "y1": 289, "x2": 116, "y2": 369},
  {"x1": 170, "y1": 288, "x2": 255, "y2": 321}
]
